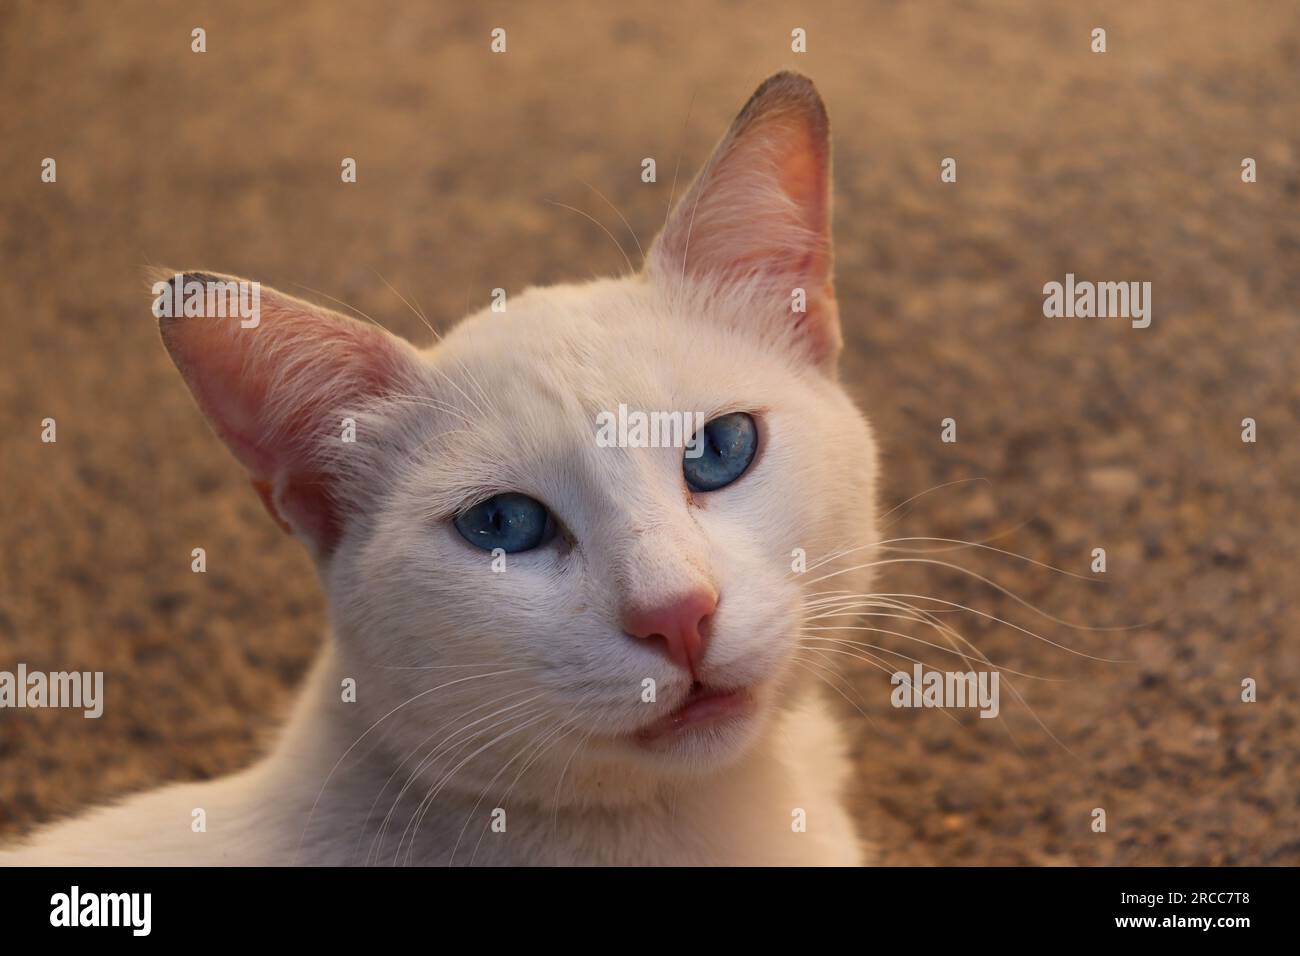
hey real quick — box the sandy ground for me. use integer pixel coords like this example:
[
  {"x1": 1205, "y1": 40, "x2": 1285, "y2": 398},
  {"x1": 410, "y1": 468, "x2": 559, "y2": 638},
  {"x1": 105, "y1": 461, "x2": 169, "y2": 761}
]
[{"x1": 1, "y1": 0, "x2": 1297, "y2": 865}]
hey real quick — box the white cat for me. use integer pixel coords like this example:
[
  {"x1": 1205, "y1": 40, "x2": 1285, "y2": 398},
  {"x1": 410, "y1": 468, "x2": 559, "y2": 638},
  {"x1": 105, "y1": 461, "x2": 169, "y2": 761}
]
[{"x1": 2, "y1": 72, "x2": 877, "y2": 866}]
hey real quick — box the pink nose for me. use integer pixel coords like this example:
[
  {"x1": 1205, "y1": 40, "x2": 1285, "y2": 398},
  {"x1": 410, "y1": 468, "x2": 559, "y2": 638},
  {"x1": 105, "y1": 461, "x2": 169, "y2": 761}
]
[{"x1": 622, "y1": 588, "x2": 718, "y2": 676}]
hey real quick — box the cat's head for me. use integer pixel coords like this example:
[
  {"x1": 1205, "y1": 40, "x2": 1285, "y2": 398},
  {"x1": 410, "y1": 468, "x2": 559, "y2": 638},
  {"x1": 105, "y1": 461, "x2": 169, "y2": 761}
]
[{"x1": 158, "y1": 72, "x2": 877, "y2": 794}]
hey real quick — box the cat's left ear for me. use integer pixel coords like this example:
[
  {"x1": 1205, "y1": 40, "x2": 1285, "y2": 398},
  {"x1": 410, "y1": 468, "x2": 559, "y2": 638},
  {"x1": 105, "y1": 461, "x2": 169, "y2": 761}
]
[{"x1": 645, "y1": 71, "x2": 841, "y2": 371}]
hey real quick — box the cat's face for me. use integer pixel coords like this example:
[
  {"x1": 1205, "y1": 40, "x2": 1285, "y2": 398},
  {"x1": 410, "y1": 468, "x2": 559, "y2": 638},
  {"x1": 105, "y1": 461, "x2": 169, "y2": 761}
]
[
  {"x1": 159, "y1": 72, "x2": 877, "y2": 791},
  {"x1": 329, "y1": 275, "x2": 877, "y2": 778}
]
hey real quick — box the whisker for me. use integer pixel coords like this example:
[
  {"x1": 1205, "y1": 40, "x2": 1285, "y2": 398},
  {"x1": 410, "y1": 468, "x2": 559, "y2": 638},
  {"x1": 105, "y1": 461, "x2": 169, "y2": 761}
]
[
  {"x1": 409, "y1": 286, "x2": 444, "y2": 343},
  {"x1": 373, "y1": 268, "x2": 441, "y2": 342},
  {"x1": 877, "y1": 537, "x2": 1102, "y2": 583},
  {"x1": 372, "y1": 694, "x2": 545, "y2": 865},
  {"x1": 796, "y1": 644, "x2": 961, "y2": 728},
  {"x1": 386, "y1": 705, "x2": 544, "y2": 866},
  {"x1": 400, "y1": 709, "x2": 550, "y2": 865},
  {"x1": 789, "y1": 654, "x2": 879, "y2": 731},
  {"x1": 382, "y1": 393, "x2": 474, "y2": 426},
  {"x1": 662, "y1": 88, "x2": 697, "y2": 236},
  {"x1": 581, "y1": 179, "x2": 644, "y2": 262},
  {"x1": 810, "y1": 592, "x2": 1131, "y2": 664},
  {"x1": 448, "y1": 717, "x2": 563, "y2": 866},
  {"x1": 459, "y1": 711, "x2": 584, "y2": 867},
  {"x1": 835, "y1": 595, "x2": 996, "y2": 689},
  {"x1": 799, "y1": 526, "x2": 1055, "y2": 579},
  {"x1": 355, "y1": 684, "x2": 539, "y2": 864},
  {"x1": 546, "y1": 199, "x2": 634, "y2": 275},
  {"x1": 802, "y1": 605, "x2": 1076, "y2": 758},
  {"x1": 803, "y1": 557, "x2": 1147, "y2": 634},
  {"x1": 799, "y1": 625, "x2": 1065, "y2": 681},
  {"x1": 551, "y1": 724, "x2": 598, "y2": 837},
  {"x1": 288, "y1": 280, "x2": 400, "y2": 336},
  {"x1": 294, "y1": 666, "x2": 535, "y2": 864},
  {"x1": 877, "y1": 476, "x2": 992, "y2": 528},
  {"x1": 471, "y1": 722, "x2": 583, "y2": 867},
  {"x1": 423, "y1": 361, "x2": 489, "y2": 419}
]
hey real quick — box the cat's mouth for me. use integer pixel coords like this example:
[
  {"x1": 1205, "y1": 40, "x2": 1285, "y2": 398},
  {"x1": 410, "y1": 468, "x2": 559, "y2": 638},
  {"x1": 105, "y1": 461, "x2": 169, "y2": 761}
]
[{"x1": 634, "y1": 682, "x2": 756, "y2": 743}]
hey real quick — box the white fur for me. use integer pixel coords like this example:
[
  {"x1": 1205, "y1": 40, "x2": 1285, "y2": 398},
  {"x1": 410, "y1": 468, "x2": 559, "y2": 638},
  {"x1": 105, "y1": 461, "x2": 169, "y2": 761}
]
[{"x1": 1, "y1": 73, "x2": 879, "y2": 866}]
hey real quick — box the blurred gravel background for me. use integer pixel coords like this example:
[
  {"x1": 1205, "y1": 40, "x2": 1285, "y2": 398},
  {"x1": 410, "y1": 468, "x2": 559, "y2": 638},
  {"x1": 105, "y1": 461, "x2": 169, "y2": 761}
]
[{"x1": 1, "y1": 0, "x2": 1297, "y2": 864}]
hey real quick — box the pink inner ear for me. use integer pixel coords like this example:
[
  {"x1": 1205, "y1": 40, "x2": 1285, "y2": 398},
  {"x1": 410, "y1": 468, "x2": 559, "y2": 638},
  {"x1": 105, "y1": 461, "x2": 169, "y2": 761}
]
[
  {"x1": 648, "y1": 75, "x2": 840, "y2": 368},
  {"x1": 774, "y1": 123, "x2": 827, "y2": 225},
  {"x1": 160, "y1": 291, "x2": 413, "y2": 557}
]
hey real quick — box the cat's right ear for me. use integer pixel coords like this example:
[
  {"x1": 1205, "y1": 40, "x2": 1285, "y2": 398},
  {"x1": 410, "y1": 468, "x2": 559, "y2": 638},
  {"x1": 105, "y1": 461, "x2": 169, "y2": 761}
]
[{"x1": 153, "y1": 271, "x2": 420, "y2": 559}]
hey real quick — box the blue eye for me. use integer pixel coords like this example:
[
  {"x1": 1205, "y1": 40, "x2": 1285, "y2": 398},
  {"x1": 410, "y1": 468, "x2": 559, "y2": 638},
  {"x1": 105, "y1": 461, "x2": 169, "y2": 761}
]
[
  {"x1": 454, "y1": 493, "x2": 553, "y2": 553},
  {"x1": 683, "y1": 412, "x2": 758, "y2": 492}
]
